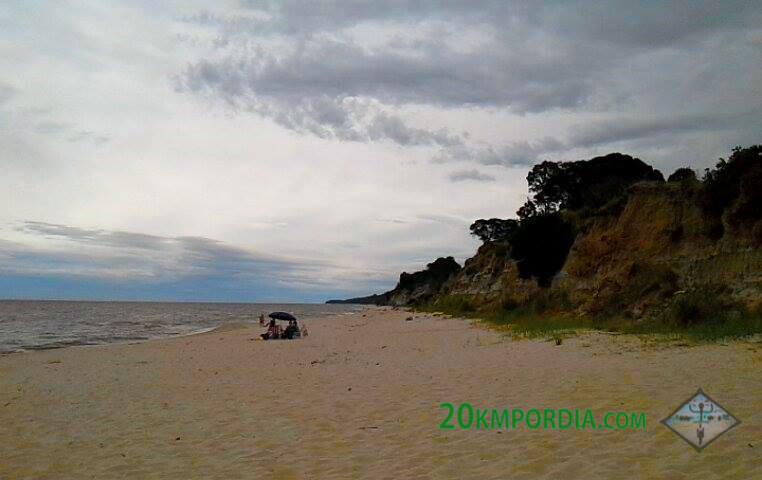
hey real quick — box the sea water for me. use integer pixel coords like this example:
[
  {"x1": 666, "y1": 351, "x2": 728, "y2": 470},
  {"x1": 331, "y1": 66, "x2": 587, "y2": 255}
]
[{"x1": 0, "y1": 300, "x2": 367, "y2": 353}]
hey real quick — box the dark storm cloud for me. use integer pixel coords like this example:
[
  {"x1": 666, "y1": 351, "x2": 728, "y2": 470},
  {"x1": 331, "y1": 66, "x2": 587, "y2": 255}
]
[
  {"x1": 178, "y1": 1, "x2": 762, "y2": 166},
  {"x1": 210, "y1": 1, "x2": 761, "y2": 45},
  {"x1": 179, "y1": 28, "x2": 591, "y2": 117},
  {"x1": 448, "y1": 169, "x2": 495, "y2": 183}
]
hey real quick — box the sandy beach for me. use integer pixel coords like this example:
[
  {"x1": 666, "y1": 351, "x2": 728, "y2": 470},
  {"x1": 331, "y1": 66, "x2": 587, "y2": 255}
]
[{"x1": 1, "y1": 308, "x2": 760, "y2": 479}]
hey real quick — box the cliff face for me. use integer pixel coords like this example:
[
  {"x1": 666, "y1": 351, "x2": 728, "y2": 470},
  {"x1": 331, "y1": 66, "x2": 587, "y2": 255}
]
[
  {"x1": 559, "y1": 181, "x2": 761, "y2": 316},
  {"x1": 439, "y1": 179, "x2": 761, "y2": 318},
  {"x1": 385, "y1": 281, "x2": 438, "y2": 306},
  {"x1": 438, "y1": 243, "x2": 540, "y2": 308}
]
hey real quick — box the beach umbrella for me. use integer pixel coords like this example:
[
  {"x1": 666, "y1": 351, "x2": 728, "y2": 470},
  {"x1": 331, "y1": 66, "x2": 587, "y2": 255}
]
[{"x1": 268, "y1": 311, "x2": 296, "y2": 321}]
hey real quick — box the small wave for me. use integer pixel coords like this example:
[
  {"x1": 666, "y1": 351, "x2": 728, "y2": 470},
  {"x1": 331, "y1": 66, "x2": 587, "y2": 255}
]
[
  {"x1": 203, "y1": 322, "x2": 251, "y2": 334},
  {"x1": 24, "y1": 339, "x2": 99, "y2": 350}
]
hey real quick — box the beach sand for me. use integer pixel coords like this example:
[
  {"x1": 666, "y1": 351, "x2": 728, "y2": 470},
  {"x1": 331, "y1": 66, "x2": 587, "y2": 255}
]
[{"x1": 1, "y1": 308, "x2": 760, "y2": 479}]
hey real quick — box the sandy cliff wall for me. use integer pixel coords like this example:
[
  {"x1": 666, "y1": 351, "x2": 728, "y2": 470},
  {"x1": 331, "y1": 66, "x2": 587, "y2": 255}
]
[
  {"x1": 437, "y1": 180, "x2": 761, "y2": 318},
  {"x1": 560, "y1": 181, "x2": 761, "y2": 316}
]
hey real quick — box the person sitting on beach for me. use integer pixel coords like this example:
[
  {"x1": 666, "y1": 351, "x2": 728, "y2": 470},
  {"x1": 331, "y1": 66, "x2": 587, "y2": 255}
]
[
  {"x1": 291, "y1": 320, "x2": 301, "y2": 339},
  {"x1": 258, "y1": 313, "x2": 265, "y2": 327},
  {"x1": 284, "y1": 320, "x2": 296, "y2": 339},
  {"x1": 261, "y1": 319, "x2": 277, "y2": 340}
]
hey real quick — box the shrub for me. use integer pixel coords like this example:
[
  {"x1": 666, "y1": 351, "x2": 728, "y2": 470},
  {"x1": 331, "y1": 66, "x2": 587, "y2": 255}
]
[
  {"x1": 598, "y1": 262, "x2": 678, "y2": 318},
  {"x1": 667, "y1": 167, "x2": 697, "y2": 183},
  {"x1": 422, "y1": 294, "x2": 479, "y2": 315},
  {"x1": 701, "y1": 145, "x2": 762, "y2": 223},
  {"x1": 658, "y1": 286, "x2": 738, "y2": 326},
  {"x1": 498, "y1": 295, "x2": 520, "y2": 312}
]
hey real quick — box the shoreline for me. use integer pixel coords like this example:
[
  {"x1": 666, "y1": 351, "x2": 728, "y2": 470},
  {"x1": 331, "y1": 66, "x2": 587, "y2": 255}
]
[
  {"x1": 0, "y1": 322, "x2": 249, "y2": 357},
  {"x1": 2, "y1": 308, "x2": 760, "y2": 478},
  {"x1": 4, "y1": 309, "x2": 758, "y2": 358}
]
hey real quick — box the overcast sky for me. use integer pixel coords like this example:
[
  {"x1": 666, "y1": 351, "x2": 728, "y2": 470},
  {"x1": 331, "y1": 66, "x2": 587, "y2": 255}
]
[{"x1": 1, "y1": 1, "x2": 760, "y2": 301}]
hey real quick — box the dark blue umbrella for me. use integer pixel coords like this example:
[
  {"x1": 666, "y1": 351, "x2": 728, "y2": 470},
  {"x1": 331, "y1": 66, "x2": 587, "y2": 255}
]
[{"x1": 269, "y1": 311, "x2": 296, "y2": 321}]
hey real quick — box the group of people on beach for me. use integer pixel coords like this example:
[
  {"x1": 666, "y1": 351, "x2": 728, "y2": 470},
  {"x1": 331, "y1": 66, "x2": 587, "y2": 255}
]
[{"x1": 258, "y1": 314, "x2": 307, "y2": 340}]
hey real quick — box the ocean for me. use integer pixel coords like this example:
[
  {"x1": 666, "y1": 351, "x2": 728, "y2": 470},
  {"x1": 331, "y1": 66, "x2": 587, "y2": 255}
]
[{"x1": 0, "y1": 300, "x2": 367, "y2": 354}]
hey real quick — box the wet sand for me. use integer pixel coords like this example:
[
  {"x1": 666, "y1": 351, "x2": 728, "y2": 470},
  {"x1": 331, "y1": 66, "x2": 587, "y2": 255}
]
[{"x1": 1, "y1": 308, "x2": 760, "y2": 479}]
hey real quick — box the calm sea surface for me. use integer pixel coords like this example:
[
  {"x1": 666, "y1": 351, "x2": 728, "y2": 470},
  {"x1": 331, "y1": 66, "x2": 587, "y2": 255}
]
[{"x1": 0, "y1": 300, "x2": 367, "y2": 354}]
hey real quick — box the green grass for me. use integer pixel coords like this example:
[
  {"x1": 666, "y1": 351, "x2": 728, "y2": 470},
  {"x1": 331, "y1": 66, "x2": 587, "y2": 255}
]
[
  {"x1": 484, "y1": 310, "x2": 592, "y2": 339},
  {"x1": 416, "y1": 292, "x2": 762, "y2": 343},
  {"x1": 417, "y1": 294, "x2": 480, "y2": 317},
  {"x1": 594, "y1": 310, "x2": 762, "y2": 341}
]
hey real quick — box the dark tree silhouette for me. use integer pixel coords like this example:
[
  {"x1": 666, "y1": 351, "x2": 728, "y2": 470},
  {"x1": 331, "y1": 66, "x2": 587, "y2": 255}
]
[
  {"x1": 509, "y1": 213, "x2": 576, "y2": 286},
  {"x1": 525, "y1": 160, "x2": 567, "y2": 214},
  {"x1": 519, "y1": 153, "x2": 664, "y2": 218},
  {"x1": 516, "y1": 199, "x2": 539, "y2": 220},
  {"x1": 469, "y1": 218, "x2": 519, "y2": 243},
  {"x1": 701, "y1": 145, "x2": 762, "y2": 225}
]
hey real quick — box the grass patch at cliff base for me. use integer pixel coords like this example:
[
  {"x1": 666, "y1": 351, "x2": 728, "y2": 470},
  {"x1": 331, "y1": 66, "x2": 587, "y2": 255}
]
[{"x1": 417, "y1": 293, "x2": 762, "y2": 342}]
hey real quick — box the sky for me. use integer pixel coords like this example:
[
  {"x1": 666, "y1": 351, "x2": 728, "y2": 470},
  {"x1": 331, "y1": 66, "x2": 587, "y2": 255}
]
[{"x1": 1, "y1": 1, "x2": 760, "y2": 302}]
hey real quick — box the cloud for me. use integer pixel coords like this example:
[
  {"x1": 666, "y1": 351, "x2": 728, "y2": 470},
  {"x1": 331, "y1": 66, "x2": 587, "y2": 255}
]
[
  {"x1": 14, "y1": 221, "x2": 288, "y2": 280},
  {"x1": 67, "y1": 130, "x2": 110, "y2": 145},
  {"x1": 0, "y1": 102, "x2": 109, "y2": 146},
  {"x1": 448, "y1": 169, "x2": 496, "y2": 183},
  {"x1": 179, "y1": 52, "x2": 467, "y2": 148},
  {"x1": 5, "y1": 221, "x2": 405, "y2": 298},
  {"x1": 367, "y1": 111, "x2": 462, "y2": 147},
  {"x1": 0, "y1": 83, "x2": 15, "y2": 106},
  {"x1": 568, "y1": 110, "x2": 761, "y2": 148},
  {"x1": 176, "y1": 6, "x2": 604, "y2": 156},
  {"x1": 22, "y1": 222, "x2": 166, "y2": 250},
  {"x1": 434, "y1": 137, "x2": 566, "y2": 167},
  {"x1": 205, "y1": 2, "x2": 762, "y2": 49},
  {"x1": 179, "y1": 1, "x2": 762, "y2": 168},
  {"x1": 177, "y1": 28, "x2": 592, "y2": 125}
]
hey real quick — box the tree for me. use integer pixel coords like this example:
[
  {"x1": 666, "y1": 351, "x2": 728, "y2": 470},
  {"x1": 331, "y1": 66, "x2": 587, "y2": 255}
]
[
  {"x1": 701, "y1": 145, "x2": 762, "y2": 224},
  {"x1": 509, "y1": 213, "x2": 576, "y2": 286},
  {"x1": 516, "y1": 199, "x2": 538, "y2": 220},
  {"x1": 525, "y1": 160, "x2": 567, "y2": 213},
  {"x1": 469, "y1": 218, "x2": 519, "y2": 243},
  {"x1": 520, "y1": 153, "x2": 664, "y2": 217}
]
